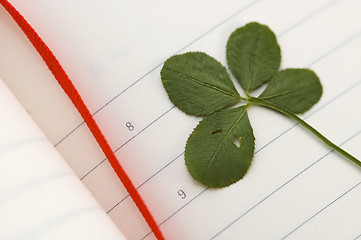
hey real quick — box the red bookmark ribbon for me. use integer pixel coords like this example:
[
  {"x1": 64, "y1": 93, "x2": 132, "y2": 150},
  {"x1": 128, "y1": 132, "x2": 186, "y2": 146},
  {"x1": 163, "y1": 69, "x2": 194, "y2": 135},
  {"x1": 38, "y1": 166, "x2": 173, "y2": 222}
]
[{"x1": 0, "y1": 1, "x2": 164, "y2": 239}]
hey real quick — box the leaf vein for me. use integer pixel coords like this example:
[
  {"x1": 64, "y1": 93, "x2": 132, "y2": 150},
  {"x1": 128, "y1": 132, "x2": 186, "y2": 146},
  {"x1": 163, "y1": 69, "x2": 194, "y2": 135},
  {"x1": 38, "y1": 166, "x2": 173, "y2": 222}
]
[
  {"x1": 247, "y1": 28, "x2": 261, "y2": 92},
  {"x1": 164, "y1": 67, "x2": 240, "y2": 99},
  {"x1": 260, "y1": 88, "x2": 300, "y2": 99},
  {"x1": 201, "y1": 107, "x2": 248, "y2": 181}
]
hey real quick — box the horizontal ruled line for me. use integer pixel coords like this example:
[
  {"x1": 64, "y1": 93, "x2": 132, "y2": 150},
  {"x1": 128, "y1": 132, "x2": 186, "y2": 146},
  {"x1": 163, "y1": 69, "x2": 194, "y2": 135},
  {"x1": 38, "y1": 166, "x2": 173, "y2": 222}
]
[
  {"x1": 281, "y1": 181, "x2": 361, "y2": 239},
  {"x1": 353, "y1": 233, "x2": 361, "y2": 240},
  {"x1": 106, "y1": 152, "x2": 184, "y2": 214},
  {"x1": 278, "y1": 0, "x2": 342, "y2": 37},
  {"x1": 80, "y1": 107, "x2": 174, "y2": 180},
  {"x1": 142, "y1": 188, "x2": 209, "y2": 240}
]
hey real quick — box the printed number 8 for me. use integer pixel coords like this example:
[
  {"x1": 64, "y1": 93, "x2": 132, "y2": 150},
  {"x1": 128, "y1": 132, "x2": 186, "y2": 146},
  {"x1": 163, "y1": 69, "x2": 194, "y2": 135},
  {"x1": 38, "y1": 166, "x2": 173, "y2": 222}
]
[{"x1": 126, "y1": 122, "x2": 134, "y2": 131}]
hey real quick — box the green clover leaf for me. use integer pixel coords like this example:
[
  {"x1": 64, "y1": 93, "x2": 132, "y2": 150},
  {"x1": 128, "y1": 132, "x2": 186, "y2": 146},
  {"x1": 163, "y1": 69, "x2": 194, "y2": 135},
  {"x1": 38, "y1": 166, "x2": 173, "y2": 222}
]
[
  {"x1": 227, "y1": 22, "x2": 281, "y2": 92},
  {"x1": 161, "y1": 52, "x2": 240, "y2": 116},
  {"x1": 259, "y1": 68, "x2": 322, "y2": 114},
  {"x1": 185, "y1": 106, "x2": 254, "y2": 188}
]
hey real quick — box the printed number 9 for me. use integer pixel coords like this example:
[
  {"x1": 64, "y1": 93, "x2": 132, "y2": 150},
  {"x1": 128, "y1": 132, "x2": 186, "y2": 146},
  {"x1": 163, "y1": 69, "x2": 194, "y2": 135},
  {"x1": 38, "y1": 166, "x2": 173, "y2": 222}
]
[
  {"x1": 126, "y1": 122, "x2": 134, "y2": 131},
  {"x1": 178, "y1": 190, "x2": 186, "y2": 199}
]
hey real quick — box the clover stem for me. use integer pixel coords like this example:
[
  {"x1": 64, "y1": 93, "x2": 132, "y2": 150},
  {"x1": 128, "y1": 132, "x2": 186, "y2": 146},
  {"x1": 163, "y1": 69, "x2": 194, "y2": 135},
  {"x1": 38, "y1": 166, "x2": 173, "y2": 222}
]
[{"x1": 248, "y1": 97, "x2": 361, "y2": 168}]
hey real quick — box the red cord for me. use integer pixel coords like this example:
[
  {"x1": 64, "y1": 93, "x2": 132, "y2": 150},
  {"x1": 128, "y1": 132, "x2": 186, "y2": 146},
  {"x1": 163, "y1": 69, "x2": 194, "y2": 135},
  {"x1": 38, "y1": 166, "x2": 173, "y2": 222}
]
[{"x1": 0, "y1": 1, "x2": 164, "y2": 239}]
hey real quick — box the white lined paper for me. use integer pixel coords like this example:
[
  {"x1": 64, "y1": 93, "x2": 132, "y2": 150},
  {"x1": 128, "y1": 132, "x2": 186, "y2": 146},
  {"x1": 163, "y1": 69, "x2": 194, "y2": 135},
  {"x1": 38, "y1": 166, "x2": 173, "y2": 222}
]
[{"x1": 1, "y1": 0, "x2": 361, "y2": 239}]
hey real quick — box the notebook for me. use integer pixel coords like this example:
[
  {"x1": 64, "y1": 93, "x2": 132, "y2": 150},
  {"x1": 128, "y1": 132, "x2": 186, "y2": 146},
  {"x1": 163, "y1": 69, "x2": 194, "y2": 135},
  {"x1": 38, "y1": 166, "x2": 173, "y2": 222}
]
[{"x1": 1, "y1": 0, "x2": 361, "y2": 239}]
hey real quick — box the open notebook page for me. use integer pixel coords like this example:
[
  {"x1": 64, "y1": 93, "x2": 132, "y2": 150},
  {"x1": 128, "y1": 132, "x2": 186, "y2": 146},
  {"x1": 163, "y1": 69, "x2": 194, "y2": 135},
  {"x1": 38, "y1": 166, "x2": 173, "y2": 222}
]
[
  {"x1": 0, "y1": 78, "x2": 126, "y2": 239},
  {"x1": 1, "y1": 0, "x2": 361, "y2": 239}
]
